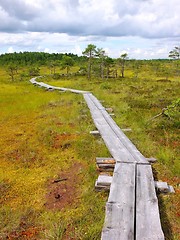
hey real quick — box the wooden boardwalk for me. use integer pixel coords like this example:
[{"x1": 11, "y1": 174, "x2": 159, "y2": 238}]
[{"x1": 30, "y1": 77, "x2": 165, "y2": 240}]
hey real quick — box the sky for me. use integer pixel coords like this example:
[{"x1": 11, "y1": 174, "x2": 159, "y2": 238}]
[{"x1": 0, "y1": 0, "x2": 180, "y2": 59}]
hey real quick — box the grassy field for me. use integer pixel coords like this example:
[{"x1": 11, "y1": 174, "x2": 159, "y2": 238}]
[{"x1": 0, "y1": 65, "x2": 179, "y2": 239}]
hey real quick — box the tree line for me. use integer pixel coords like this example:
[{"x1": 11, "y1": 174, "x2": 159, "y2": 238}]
[{"x1": 0, "y1": 45, "x2": 179, "y2": 81}]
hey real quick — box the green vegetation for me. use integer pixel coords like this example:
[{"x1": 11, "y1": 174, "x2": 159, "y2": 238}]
[{"x1": 0, "y1": 50, "x2": 179, "y2": 239}]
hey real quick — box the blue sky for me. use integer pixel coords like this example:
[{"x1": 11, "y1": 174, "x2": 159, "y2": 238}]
[{"x1": 0, "y1": 0, "x2": 179, "y2": 59}]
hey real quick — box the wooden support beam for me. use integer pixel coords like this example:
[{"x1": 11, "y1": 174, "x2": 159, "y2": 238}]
[
  {"x1": 95, "y1": 175, "x2": 112, "y2": 191},
  {"x1": 105, "y1": 107, "x2": 114, "y2": 113},
  {"x1": 97, "y1": 163, "x2": 115, "y2": 172},
  {"x1": 95, "y1": 182, "x2": 110, "y2": 191},
  {"x1": 168, "y1": 185, "x2": 175, "y2": 194},
  {"x1": 155, "y1": 181, "x2": 175, "y2": 194},
  {"x1": 146, "y1": 157, "x2": 157, "y2": 163},
  {"x1": 96, "y1": 157, "x2": 115, "y2": 172},
  {"x1": 121, "y1": 128, "x2": 132, "y2": 132},
  {"x1": 96, "y1": 157, "x2": 115, "y2": 164},
  {"x1": 154, "y1": 181, "x2": 169, "y2": 193},
  {"x1": 96, "y1": 175, "x2": 113, "y2": 186},
  {"x1": 90, "y1": 130, "x2": 100, "y2": 135}
]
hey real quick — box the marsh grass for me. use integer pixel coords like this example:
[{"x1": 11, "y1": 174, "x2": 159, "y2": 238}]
[
  {"x1": 0, "y1": 65, "x2": 179, "y2": 239},
  {"x1": 43, "y1": 71, "x2": 179, "y2": 238}
]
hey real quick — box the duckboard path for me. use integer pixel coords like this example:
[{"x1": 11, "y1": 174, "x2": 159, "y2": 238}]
[{"x1": 30, "y1": 77, "x2": 165, "y2": 240}]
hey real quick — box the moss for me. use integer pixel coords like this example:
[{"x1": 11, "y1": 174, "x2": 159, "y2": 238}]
[{"x1": 0, "y1": 65, "x2": 179, "y2": 239}]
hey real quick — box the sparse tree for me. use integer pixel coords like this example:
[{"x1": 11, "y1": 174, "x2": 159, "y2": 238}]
[
  {"x1": 61, "y1": 55, "x2": 74, "y2": 75},
  {"x1": 104, "y1": 57, "x2": 114, "y2": 79},
  {"x1": 96, "y1": 48, "x2": 107, "y2": 79},
  {"x1": 28, "y1": 67, "x2": 40, "y2": 76},
  {"x1": 169, "y1": 46, "x2": 180, "y2": 59},
  {"x1": 118, "y1": 53, "x2": 128, "y2": 78},
  {"x1": 82, "y1": 44, "x2": 97, "y2": 79},
  {"x1": 131, "y1": 60, "x2": 142, "y2": 79},
  {"x1": 49, "y1": 61, "x2": 57, "y2": 74},
  {"x1": 7, "y1": 65, "x2": 18, "y2": 81},
  {"x1": 169, "y1": 46, "x2": 180, "y2": 76}
]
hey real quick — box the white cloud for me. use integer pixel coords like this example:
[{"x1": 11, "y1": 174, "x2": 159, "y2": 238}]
[
  {"x1": 0, "y1": 0, "x2": 179, "y2": 38},
  {"x1": 0, "y1": 0, "x2": 179, "y2": 59},
  {"x1": 71, "y1": 45, "x2": 82, "y2": 56},
  {"x1": 7, "y1": 46, "x2": 14, "y2": 53}
]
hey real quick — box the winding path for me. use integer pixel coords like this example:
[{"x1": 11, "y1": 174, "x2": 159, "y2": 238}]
[{"x1": 30, "y1": 77, "x2": 165, "y2": 240}]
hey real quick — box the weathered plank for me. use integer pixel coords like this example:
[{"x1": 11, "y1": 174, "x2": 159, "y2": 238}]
[
  {"x1": 96, "y1": 157, "x2": 115, "y2": 164},
  {"x1": 84, "y1": 93, "x2": 148, "y2": 164},
  {"x1": 168, "y1": 185, "x2": 175, "y2": 194},
  {"x1": 87, "y1": 93, "x2": 105, "y2": 110},
  {"x1": 84, "y1": 94, "x2": 137, "y2": 163},
  {"x1": 102, "y1": 227, "x2": 133, "y2": 240},
  {"x1": 146, "y1": 157, "x2": 157, "y2": 163},
  {"x1": 109, "y1": 113, "x2": 115, "y2": 116},
  {"x1": 97, "y1": 163, "x2": 115, "y2": 172},
  {"x1": 155, "y1": 181, "x2": 175, "y2": 194},
  {"x1": 96, "y1": 157, "x2": 115, "y2": 171},
  {"x1": 102, "y1": 163, "x2": 135, "y2": 240},
  {"x1": 90, "y1": 130, "x2": 100, "y2": 135},
  {"x1": 101, "y1": 109, "x2": 148, "y2": 164},
  {"x1": 30, "y1": 78, "x2": 89, "y2": 94},
  {"x1": 136, "y1": 164, "x2": 165, "y2": 240},
  {"x1": 96, "y1": 175, "x2": 113, "y2": 186},
  {"x1": 154, "y1": 181, "x2": 169, "y2": 193},
  {"x1": 95, "y1": 182, "x2": 110, "y2": 191},
  {"x1": 30, "y1": 78, "x2": 37, "y2": 84}
]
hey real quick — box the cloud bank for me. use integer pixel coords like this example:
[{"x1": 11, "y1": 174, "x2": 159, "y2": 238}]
[{"x1": 0, "y1": 0, "x2": 179, "y2": 58}]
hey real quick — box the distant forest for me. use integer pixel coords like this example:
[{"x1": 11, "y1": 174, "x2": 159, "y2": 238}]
[
  {"x1": 0, "y1": 51, "x2": 174, "y2": 66},
  {"x1": 0, "y1": 45, "x2": 179, "y2": 81},
  {"x1": 0, "y1": 52, "x2": 84, "y2": 66}
]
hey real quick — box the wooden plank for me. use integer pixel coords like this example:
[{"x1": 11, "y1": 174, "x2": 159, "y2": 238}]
[
  {"x1": 154, "y1": 182, "x2": 175, "y2": 194},
  {"x1": 168, "y1": 185, "x2": 175, "y2": 194},
  {"x1": 101, "y1": 109, "x2": 148, "y2": 164},
  {"x1": 84, "y1": 94, "x2": 137, "y2": 163},
  {"x1": 146, "y1": 157, "x2": 157, "y2": 163},
  {"x1": 96, "y1": 175, "x2": 113, "y2": 186},
  {"x1": 102, "y1": 163, "x2": 135, "y2": 240},
  {"x1": 96, "y1": 157, "x2": 115, "y2": 164},
  {"x1": 136, "y1": 164, "x2": 165, "y2": 240},
  {"x1": 102, "y1": 227, "x2": 133, "y2": 240},
  {"x1": 108, "y1": 163, "x2": 136, "y2": 203},
  {"x1": 84, "y1": 93, "x2": 147, "y2": 164},
  {"x1": 122, "y1": 128, "x2": 132, "y2": 132},
  {"x1": 30, "y1": 78, "x2": 37, "y2": 84},
  {"x1": 95, "y1": 182, "x2": 110, "y2": 191},
  {"x1": 83, "y1": 93, "x2": 98, "y2": 111},
  {"x1": 31, "y1": 78, "x2": 88, "y2": 94},
  {"x1": 90, "y1": 130, "x2": 100, "y2": 135},
  {"x1": 67, "y1": 88, "x2": 89, "y2": 94},
  {"x1": 96, "y1": 158, "x2": 115, "y2": 172},
  {"x1": 97, "y1": 163, "x2": 115, "y2": 172},
  {"x1": 88, "y1": 93, "x2": 105, "y2": 110},
  {"x1": 97, "y1": 163, "x2": 115, "y2": 167},
  {"x1": 154, "y1": 181, "x2": 169, "y2": 193}
]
